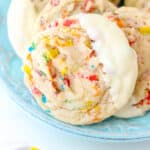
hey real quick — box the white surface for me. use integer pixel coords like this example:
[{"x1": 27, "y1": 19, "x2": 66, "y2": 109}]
[{"x1": 0, "y1": 79, "x2": 150, "y2": 150}]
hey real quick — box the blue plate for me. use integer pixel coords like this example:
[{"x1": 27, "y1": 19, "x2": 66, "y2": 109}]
[{"x1": 1, "y1": 0, "x2": 150, "y2": 142}]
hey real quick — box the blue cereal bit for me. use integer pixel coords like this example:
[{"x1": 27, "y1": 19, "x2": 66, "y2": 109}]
[
  {"x1": 90, "y1": 64, "x2": 95, "y2": 69},
  {"x1": 42, "y1": 94, "x2": 47, "y2": 103},
  {"x1": 45, "y1": 109, "x2": 51, "y2": 114},
  {"x1": 28, "y1": 42, "x2": 36, "y2": 52},
  {"x1": 61, "y1": 84, "x2": 65, "y2": 90}
]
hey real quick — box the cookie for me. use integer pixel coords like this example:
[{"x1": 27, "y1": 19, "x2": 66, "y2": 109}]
[
  {"x1": 8, "y1": 0, "x2": 116, "y2": 59},
  {"x1": 23, "y1": 14, "x2": 138, "y2": 124},
  {"x1": 104, "y1": 7, "x2": 150, "y2": 118},
  {"x1": 125, "y1": 0, "x2": 150, "y2": 12},
  {"x1": 7, "y1": 0, "x2": 37, "y2": 58}
]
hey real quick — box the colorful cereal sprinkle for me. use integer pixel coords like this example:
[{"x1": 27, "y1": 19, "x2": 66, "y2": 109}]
[
  {"x1": 43, "y1": 53, "x2": 51, "y2": 63},
  {"x1": 61, "y1": 67, "x2": 68, "y2": 76},
  {"x1": 90, "y1": 65, "x2": 95, "y2": 69},
  {"x1": 31, "y1": 86, "x2": 42, "y2": 95},
  {"x1": 28, "y1": 42, "x2": 36, "y2": 52},
  {"x1": 64, "y1": 77, "x2": 70, "y2": 87},
  {"x1": 54, "y1": 36, "x2": 73, "y2": 47},
  {"x1": 26, "y1": 53, "x2": 32, "y2": 62},
  {"x1": 87, "y1": 75, "x2": 98, "y2": 81},
  {"x1": 61, "y1": 84, "x2": 65, "y2": 90},
  {"x1": 42, "y1": 94, "x2": 47, "y2": 103},
  {"x1": 45, "y1": 109, "x2": 51, "y2": 113},
  {"x1": 115, "y1": 18, "x2": 124, "y2": 28},
  {"x1": 22, "y1": 65, "x2": 31, "y2": 76},
  {"x1": 139, "y1": 26, "x2": 150, "y2": 35},
  {"x1": 42, "y1": 36, "x2": 50, "y2": 45},
  {"x1": 63, "y1": 19, "x2": 76, "y2": 27}
]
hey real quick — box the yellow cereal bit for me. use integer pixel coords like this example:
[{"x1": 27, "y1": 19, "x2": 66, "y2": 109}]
[
  {"x1": 61, "y1": 66, "x2": 68, "y2": 75},
  {"x1": 62, "y1": 27, "x2": 71, "y2": 33},
  {"x1": 22, "y1": 64, "x2": 31, "y2": 76},
  {"x1": 42, "y1": 36, "x2": 50, "y2": 44},
  {"x1": 61, "y1": 9, "x2": 69, "y2": 18},
  {"x1": 30, "y1": 146, "x2": 39, "y2": 150},
  {"x1": 71, "y1": 29, "x2": 81, "y2": 37},
  {"x1": 55, "y1": 36, "x2": 73, "y2": 47},
  {"x1": 94, "y1": 105, "x2": 100, "y2": 113},
  {"x1": 84, "y1": 38, "x2": 92, "y2": 48},
  {"x1": 46, "y1": 47, "x2": 59, "y2": 59},
  {"x1": 139, "y1": 26, "x2": 150, "y2": 35},
  {"x1": 86, "y1": 100, "x2": 93, "y2": 109},
  {"x1": 59, "y1": 57, "x2": 66, "y2": 65},
  {"x1": 26, "y1": 53, "x2": 32, "y2": 62}
]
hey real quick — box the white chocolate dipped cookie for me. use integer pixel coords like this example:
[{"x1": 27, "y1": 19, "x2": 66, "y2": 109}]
[
  {"x1": 23, "y1": 14, "x2": 138, "y2": 125},
  {"x1": 7, "y1": 0, "x2": 116, "y2": 59},
  {"x1": 104, "y1": 7, "x2": 150, "y2": 118}
]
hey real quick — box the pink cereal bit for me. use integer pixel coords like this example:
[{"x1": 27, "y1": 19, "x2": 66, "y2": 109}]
[
  {"x1": 50, "y1": 0, "x2": 60, "y2": 7},
  {"x1": 63, "y1": 19, "x2": 76, "y2": 27},
  {"x1": 31, "y1": 86, "x2": 42, "y2": 95}
]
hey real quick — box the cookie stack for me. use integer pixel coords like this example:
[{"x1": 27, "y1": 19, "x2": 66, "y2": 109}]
[{"x1": 8, "y1": 0, "x2": 150, "y2": 125}]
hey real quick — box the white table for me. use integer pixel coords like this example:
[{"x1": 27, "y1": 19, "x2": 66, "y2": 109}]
[{"x1": 0, "y1": 79, "x2": 150, "y2": 150}]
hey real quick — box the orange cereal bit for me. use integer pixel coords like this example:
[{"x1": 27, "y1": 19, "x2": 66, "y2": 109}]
[
  {"x1": 84, "y1": 38, "x2": 92, "y2": 48},
  {"x1": 85, "y1": 50, "x2": 96, "y2": 61},
  {"x1": 54, "y1": 36, "x2": 73, "y2": 47},
  {"x1": 61, "y1": 9, "x2": 69, "y2": 18},
  {"x1": 139, "y1": 26, "x2": 150, "y2": 35},
  {"x1": 47, "y1": 61, "x2": 56, "y2": 79},
  {"x1": 115, "y1": 18, "x2": 124, "y2": 28},
  {"x1": 26, "y1": 53, "x2": 32, "y2": 62},
  {"x1": 89, "y1": 50, "x2": 96, "y2": 58},
  {"x1": 52, "y1": 81, "x2": 60, "y2": 93},
  {"x1": 50, "y1": 0, "x2": 60, "y2": 7},
  {"x1": 81, "y1": 0, "x2": 96, "y2": 12}
]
